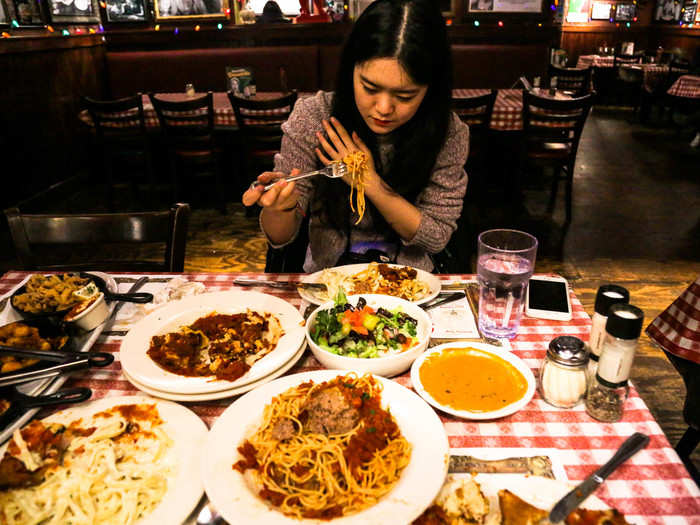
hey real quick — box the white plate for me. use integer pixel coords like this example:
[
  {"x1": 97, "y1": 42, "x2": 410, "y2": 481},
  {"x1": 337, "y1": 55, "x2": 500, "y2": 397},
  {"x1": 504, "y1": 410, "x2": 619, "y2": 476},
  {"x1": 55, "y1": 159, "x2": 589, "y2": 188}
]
[
  {"x1": 0, "y1": 271, "x2": 118, "y2": 445},
  {"x1": 410, "y1": 342, "x2": 536, "y2": 420},
  {"x1": 473, "y1": 474, "x2": 609, "y2": 525},
  {"x1": 122, "y1": 342, "x2": 308, "y2": 401},
  {"x1": 120, "y1": 291, "x2": 306, "y2": 395},
  {"x1": 299, "y1": 263, "x2": 441, "y2": 305},
  {"x1": 0, "y1": 394, "x2": 208, "y2": 525},
  {"x1": 203, "y1": 369, "x2": 449, "y2": 525}
]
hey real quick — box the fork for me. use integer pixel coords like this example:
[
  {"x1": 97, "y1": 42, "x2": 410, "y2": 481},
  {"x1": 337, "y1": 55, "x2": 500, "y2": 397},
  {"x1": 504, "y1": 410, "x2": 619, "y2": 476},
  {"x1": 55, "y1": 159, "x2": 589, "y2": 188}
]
[{"x1": 249, "y1": 161, "x2": 348, "y2": 192}]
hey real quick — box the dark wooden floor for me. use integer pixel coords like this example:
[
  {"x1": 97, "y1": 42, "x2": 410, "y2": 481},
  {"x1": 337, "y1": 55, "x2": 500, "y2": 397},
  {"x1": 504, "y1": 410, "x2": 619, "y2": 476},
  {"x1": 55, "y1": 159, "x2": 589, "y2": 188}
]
[{"x1": 1, "y1": 106, "x2": 698, "y2": 473}]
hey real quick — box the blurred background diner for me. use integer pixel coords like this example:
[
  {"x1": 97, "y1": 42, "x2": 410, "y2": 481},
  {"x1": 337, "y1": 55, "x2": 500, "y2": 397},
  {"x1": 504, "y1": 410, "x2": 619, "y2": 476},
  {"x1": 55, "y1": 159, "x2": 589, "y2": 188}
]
[{"x1": 0, "y1": 0, "x2": 698, "y2": 484}]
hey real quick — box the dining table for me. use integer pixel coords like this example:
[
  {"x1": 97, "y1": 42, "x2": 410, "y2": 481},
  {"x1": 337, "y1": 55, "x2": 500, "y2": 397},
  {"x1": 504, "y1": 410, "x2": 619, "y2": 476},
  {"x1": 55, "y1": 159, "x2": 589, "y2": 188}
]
[
  {"x1": 77, "y1": 89, "x2": 539, "y2": 134},
  {"x1": 1, "y1": 269, "x2": 698, "y2": 524},
  {"x1": 667, "y1": 75, "x2": 700, "y2": 99}
]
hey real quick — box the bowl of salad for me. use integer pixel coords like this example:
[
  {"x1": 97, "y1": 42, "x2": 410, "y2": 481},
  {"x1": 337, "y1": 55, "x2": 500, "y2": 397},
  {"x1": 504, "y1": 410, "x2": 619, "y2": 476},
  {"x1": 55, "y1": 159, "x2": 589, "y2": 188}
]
[{"x1": 306, "y1": 290, "x2": 432, "y2": 377}]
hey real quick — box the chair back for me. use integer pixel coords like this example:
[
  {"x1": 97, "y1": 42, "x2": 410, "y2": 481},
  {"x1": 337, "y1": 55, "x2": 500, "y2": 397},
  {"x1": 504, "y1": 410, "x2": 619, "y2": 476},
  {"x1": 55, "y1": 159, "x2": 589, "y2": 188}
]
[
  {"x1": 149, "y1": 92, "x2": 215, "y2": 150},
  {"x1": 227, "y1": 91, "x2": 298, "y2": 148},
  {"x1": 5, "y1": 203, "x2": 190, "y2": 272},
  {"x1": 83, "y1": 93, "x2": 149, "y2": 151},
  {"x1": 451, "y1": 90, "x2": 496, "y2": 131},
  {"x1": 613, "y1": 52, "x2": 642, "y2": 67},
  {"x1": 522, "y1": 91, "x2": 593, "y2": 159},
  {"x1": 548, "y1": 65, "x2": 592, "y2": 97}
]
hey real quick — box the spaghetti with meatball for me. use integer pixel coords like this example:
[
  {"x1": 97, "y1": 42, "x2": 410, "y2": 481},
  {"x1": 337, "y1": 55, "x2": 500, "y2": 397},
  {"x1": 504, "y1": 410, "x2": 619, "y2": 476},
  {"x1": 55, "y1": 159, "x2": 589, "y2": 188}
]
[{"x1": 233, "y1": 373, "x2": 411, "y2": 520}]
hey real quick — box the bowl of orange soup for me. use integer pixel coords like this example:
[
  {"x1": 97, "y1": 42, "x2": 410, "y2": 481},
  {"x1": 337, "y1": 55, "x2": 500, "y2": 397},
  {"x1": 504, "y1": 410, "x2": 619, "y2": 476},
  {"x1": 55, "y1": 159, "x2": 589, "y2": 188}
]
[{"x1": 410, "y1": 342, "x2": 535, "y2": 420}]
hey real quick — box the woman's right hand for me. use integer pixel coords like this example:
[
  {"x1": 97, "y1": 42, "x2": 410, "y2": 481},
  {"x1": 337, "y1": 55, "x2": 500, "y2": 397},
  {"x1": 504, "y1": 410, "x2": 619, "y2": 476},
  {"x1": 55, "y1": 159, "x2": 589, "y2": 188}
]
[{"x1": 242, "y1": 169, "x2": 300, "y2": 212}]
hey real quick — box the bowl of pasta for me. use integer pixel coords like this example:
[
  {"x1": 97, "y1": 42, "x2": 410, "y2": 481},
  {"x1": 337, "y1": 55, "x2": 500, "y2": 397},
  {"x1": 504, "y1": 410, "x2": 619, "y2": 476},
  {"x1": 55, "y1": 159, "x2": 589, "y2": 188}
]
[{"x1": 306, "y1": 292, "x2": 432, "y2": 377}]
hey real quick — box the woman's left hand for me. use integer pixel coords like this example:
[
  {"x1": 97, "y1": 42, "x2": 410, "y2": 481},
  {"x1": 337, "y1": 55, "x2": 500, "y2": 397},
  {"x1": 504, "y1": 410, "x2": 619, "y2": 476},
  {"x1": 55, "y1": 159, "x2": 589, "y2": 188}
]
[{"x1": 315, "y1": 117, "x2": 376, "y2": 183}]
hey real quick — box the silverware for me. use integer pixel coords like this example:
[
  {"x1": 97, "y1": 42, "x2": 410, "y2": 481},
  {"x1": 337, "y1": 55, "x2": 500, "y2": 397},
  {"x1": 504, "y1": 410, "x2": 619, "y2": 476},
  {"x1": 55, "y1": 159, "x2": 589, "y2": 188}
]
[
  {"x1": 422, "y1": 292, "x2": 465, "y2": 311},
  {"x1": 249, "y1": 161, "x2": 348, "y2": 192},
  {"x1": 449, "y1": 454, "x2": 554, "y2": 478},
  {"x1": 0, "y1": 352, "x2": 114, "y2": 388},
  {"x1": 548, "y1": 432, "x2": 649, "y2": 522},
  {"x1": 111, "y1": 276, "x2": 149, "y2": 318},
  {"x1": 234, "y1": 278, "x2": 327, "y2": 291}
]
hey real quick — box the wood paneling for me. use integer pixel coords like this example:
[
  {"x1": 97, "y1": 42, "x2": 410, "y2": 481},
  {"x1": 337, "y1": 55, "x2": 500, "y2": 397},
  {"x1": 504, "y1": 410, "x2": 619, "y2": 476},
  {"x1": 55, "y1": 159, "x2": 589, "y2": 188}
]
[{"x1": 0, "y1": 36, "x2": 106, "y2": 208}]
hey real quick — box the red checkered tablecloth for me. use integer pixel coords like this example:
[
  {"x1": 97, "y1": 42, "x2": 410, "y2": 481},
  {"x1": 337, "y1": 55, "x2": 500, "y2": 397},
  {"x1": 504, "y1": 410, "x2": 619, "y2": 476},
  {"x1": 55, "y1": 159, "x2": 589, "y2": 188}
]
[
  {"x1": 667, "y1": 75, "x2": 700, "y2": 99},
  {"x1": 80, "y1": 90, "x2": 530, "y2": 132},
  {"x1": 577, "y1": 55, "x2": 616, "y2": 68},
  {"x1": 1, "y1": 270, "x2": 698, "y2": 524},
  {"x1": 453, "y1": 88, "x2": 525, "y2": 131},
  {"x1": 646, "y1": 276, "x2": 700, "y2": 365}
]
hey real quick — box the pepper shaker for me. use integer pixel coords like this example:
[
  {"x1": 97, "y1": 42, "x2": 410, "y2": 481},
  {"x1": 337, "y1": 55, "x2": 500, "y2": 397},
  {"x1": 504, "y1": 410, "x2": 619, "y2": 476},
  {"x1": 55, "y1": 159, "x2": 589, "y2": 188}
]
[{"x1": 585, "y1": 304, "x2": 644, "y2": 422}]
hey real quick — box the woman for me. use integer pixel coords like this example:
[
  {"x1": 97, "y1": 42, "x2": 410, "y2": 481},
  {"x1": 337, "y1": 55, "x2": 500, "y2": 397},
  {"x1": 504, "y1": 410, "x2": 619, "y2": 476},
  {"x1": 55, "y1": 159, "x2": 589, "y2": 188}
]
[{"x1": 242, "y1": 0, "x2": 469, "y2": 273}]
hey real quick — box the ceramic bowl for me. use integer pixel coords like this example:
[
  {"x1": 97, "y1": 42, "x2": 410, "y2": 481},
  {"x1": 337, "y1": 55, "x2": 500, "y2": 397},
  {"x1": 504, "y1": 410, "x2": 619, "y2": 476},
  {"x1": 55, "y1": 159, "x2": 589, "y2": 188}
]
[
  {"x1": 305, "y1": 294, "x2": 432, "y2": 377},
  {"x1": 64, "y1": 292, "x2": 110, "y2": 331}
]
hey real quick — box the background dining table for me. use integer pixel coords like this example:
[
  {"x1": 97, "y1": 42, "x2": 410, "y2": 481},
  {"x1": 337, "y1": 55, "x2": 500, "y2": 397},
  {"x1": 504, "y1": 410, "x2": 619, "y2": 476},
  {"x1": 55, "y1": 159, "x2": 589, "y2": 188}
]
[
  {"x1": 78, "y1": 89, "x2": 540, "y2": 133},
  {"x1": 1, "y1": 270, "x2": 698, "y2": 524}
]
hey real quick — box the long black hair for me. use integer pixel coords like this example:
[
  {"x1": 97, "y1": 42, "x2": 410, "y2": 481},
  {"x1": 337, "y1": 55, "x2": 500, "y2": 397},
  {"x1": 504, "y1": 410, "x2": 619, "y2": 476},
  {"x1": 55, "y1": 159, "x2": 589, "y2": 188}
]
[{"x1": 316, "y1": 0, "x2": 453, "y2": 232}]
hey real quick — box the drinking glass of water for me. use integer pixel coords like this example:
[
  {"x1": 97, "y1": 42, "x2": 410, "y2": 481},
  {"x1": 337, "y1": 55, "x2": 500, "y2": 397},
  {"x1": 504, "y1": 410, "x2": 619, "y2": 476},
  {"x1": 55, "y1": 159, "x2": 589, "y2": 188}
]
[{"x1": 477, "y1": 229, "x2": 538, "y2": 340}]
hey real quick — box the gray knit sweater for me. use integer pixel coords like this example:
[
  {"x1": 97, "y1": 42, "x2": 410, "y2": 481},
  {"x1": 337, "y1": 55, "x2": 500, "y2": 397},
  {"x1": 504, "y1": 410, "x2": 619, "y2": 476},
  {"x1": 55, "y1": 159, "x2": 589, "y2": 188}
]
[{"x1": 266, "y1": 91, "x2": 469, "y2": 273}]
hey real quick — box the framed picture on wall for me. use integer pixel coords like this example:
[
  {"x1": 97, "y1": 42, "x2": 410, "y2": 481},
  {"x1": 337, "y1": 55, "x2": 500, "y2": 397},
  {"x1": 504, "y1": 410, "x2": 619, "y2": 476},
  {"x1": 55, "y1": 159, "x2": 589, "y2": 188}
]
[
  {"x1": 105, "y1": 0, "x2": 147, "y2": 21},
  {"x1": 468, "y1": 0, "x2": 541, "y2": 12},
  {"x1": 12, "y1": 0, "x2": 44, "y2": 25},
  {"x1": 590, "y1": 1, "x2": 612, "y2": 19},
  {"x1": 154, "y1": 0, "x2": 228, "y2": 20},
  {"x1": 681, "y1": 1, "x2": 696, "y2": 23},
  {"x1": 614, "y1": 3, "x2": 636, "y2": 20},
  {"x1": 48, "y1": 0, "x2": 100, "y2": 23},
  {"x1": 0, "y1": 0, "x2": 8, "y2": 24},
  {"x1": 654, "y1": 0, "x2": 682, "y2": 21},
  {"x1": 566, "y1": 0, "x2": 591, "y2": 22}
]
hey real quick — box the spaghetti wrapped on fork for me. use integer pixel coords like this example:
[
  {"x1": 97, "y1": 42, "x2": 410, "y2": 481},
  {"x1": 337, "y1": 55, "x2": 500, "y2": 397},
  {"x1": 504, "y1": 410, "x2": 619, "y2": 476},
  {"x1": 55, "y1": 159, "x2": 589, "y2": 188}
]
[{"x1": 342, "y1": 151, "x2": 370, "y2": 225}]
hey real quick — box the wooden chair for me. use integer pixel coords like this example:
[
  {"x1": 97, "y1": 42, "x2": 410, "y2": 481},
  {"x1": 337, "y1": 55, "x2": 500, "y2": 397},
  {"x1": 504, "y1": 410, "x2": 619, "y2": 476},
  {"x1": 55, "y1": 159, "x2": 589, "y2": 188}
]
[
  {"x1": 82, "y1": 94, "x2": 154, "y2": 210},
  {"x1": 613, "y1": 52, "x2": 644, "y2": 112},
  {"x1": 520, "y1": 91, "x2": 594, "y2": 225},
  {"x1": 4, "y1": 203, "x2": 190, "y2": 272},
  {"x1": 640, "y1": 58, "x2": 691, "y2": 123},
  {"x1": 227, "y1": 91, "x2": 298, "y2": 184},
  {"x1": 547, "y1": 65, "x2": 593, "y2": 97},
  {"x1": 149, "y1": 92, "x2": 226, "y2": 213},
  {"x1": 451, "y1": 90, "x2": 496, "y2": 200}
]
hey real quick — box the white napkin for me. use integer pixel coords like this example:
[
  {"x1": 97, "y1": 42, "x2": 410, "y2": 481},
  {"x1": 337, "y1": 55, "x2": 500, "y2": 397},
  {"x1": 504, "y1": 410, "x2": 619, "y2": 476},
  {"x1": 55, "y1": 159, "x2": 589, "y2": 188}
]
[{"x1": 113, "y1": 277, "x2": 207, "y2": 329}]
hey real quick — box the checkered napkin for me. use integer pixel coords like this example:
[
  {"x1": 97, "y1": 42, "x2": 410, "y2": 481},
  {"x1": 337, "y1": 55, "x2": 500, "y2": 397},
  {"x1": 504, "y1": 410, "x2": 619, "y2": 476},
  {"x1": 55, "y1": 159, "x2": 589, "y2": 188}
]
[{"x1": 645, "y1": 276, "x2": 700, "y2": 365}]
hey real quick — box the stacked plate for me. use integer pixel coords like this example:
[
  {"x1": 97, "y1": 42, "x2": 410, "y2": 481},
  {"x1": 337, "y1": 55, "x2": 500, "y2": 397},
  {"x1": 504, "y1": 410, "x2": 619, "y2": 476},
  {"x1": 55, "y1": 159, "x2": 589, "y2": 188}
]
[{"x1": 119, "y1": 291, "x2": 307, "y2": 401}]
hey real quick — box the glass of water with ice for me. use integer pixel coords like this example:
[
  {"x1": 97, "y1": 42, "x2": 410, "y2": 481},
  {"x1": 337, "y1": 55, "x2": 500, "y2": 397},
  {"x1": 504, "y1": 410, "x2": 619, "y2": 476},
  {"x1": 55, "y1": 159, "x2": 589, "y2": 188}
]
[{"x1": 477, "y1": 229, "x2": 538, "y2": 340}]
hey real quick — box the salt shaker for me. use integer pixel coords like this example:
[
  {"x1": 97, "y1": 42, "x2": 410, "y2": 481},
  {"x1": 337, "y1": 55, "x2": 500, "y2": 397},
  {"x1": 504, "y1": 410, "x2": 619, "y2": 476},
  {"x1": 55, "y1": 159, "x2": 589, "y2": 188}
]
[
  {"x1": 185, "y1": 83, "x2": 195, "y2": 97},
  {"x1": 539, "y1": 336, "x2": 589, "y2": 408},
  {"x1": 585, "y1": 304, "x2": 644, "y2": 422},
  {"x1": 588, "y1": 284, "x2": 630, "y2": 379}
]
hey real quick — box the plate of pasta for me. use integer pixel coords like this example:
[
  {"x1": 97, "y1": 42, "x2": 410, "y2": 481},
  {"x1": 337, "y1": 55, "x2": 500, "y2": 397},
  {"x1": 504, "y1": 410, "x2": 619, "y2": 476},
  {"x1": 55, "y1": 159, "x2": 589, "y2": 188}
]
[
  {"x1": 0, "y1": 394, "x2": 208, "y2": 525},
  {"x1": 203, "y1": 369, "x2": 449, "y2": 525},
  {"x1": 120, "y1": 291, "x2": 306, "y2": 395},
  {"x1": 299, "y1": 262, "x2": 441, "y2": 306}
]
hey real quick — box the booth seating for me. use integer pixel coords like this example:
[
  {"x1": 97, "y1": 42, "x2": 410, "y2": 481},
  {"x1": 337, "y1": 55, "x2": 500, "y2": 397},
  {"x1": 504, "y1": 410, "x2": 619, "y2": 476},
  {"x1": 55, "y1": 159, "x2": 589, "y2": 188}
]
[
  {"x1": 106, "y1": 46, "x2": 320, "y2": 98},
  {"x1": 104, "y1": 43, "x2": 550, "y2": 98}
]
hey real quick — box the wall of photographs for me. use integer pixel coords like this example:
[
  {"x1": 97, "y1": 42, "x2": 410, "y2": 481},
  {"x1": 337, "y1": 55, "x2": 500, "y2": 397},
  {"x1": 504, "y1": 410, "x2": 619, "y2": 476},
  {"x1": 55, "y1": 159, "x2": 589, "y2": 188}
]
[{"x1": 0, "y1": 0, "x2": 233, "y2": 26}]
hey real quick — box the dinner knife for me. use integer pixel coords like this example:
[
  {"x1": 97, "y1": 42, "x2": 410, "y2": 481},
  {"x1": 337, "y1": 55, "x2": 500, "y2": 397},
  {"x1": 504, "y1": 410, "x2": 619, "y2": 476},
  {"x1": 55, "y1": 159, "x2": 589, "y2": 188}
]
[
  {"x1": 548, "y1": 432, "x2": 649, "y2": 523},
  {"x1": 233, "y1": 278, "x2": 327, "y2": 290}
]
